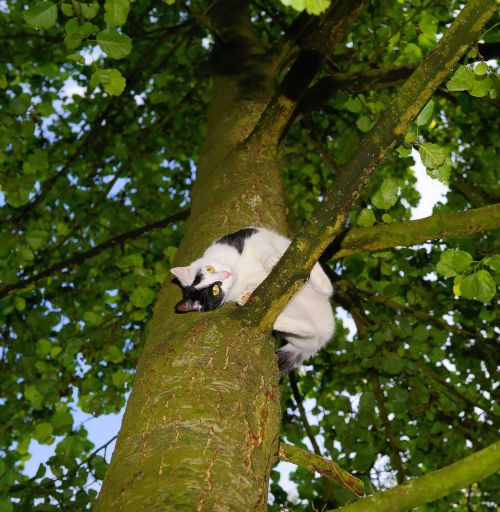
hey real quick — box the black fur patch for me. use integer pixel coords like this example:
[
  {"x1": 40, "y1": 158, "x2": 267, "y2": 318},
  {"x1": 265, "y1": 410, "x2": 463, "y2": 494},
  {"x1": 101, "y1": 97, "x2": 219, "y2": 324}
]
[
  {"x1": 173, "y1": 279, "x2": 225, "y2": 313},
  {"x1": 277, "y1": 348, "x2": 300, "y2": 374},
  {"x1": 216, "y1": 227, "x2": 258, "y2": 254},
  {"x1": 192, "y1": 270, "x2": 203, "y2": 287}
]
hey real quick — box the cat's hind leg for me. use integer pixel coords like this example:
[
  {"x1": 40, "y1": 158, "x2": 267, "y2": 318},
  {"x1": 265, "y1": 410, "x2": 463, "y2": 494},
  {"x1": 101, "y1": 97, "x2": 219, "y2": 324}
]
[
  {"x1": 309, "y1": 263, "x2": 333, "y2": 296},
  {"x1": 274, "y1": 314, "x2": 316, "y2": 337}
]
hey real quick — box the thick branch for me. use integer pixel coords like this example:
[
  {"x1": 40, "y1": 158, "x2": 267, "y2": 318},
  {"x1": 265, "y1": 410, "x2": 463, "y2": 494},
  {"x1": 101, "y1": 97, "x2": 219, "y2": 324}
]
[
  {"x1": 278, "y1": 442, "x2": 364, "y2": 497},
  {"x1": 300, "y1": 66, "x2": 415, "y2": 112},
  {"x1": 329, "y1": 440, "x2": 500, "y2": 512},
  {"x1": 0, "y1": 209, "x2": 189, "y2": 300},
  {"x1": 333, "y1": 204, "x2": 500, "y2": 260},
  {"x1": 243, "y1": 0, "x2": 498, "y2": 331},
  {"x1": 247, "y1": 0, "x2": 367, "y2": 144}
]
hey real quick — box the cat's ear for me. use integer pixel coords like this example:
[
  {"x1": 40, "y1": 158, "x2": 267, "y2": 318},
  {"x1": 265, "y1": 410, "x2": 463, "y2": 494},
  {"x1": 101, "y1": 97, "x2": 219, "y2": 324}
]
[
  {"x1": 175, "y1": 298, "x2": 202, "y2": 313},
  {"x1": 170, "y1": 266, "x2": 195, "y2": 286}
]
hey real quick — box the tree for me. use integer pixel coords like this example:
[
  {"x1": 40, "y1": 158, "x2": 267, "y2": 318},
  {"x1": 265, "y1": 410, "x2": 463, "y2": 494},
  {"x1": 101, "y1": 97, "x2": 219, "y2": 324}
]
[{"x1": 0, "y1": 0, "x2": 499, "y2": 511}]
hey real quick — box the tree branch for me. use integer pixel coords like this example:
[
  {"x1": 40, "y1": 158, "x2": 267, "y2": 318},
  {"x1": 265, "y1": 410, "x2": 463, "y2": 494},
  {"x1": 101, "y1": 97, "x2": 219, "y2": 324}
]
[
  {"x1": 247, "y1": 0, "x2": 367, "y2": 144},
  {"x1": 0, "y1": 209, "x2": 189, "y2": 300},
  {"x1": 329, "y1": 440, "x2": 500, "y2": 512},
  {"x1": 242, "y1": 0, "x2": 498, "y2": 332},
  {"x1": 289, "y1": 372, "x2": 322, "y2": 456},
  {"x1": 278, "y1": 442, "x2": 364, "y2": 497},
  {"x1": 332, "y1": 204, "x2": 500, "y2": 260},
  {"x1": 299, "y1": 65, "x2": 415, "y2": 113},
  {"x1": 335, "y1": 281, "x2": 488, "y2": 343},
  {"x1": 410, "y1": 360, "x2": 499, "y2": 420}
]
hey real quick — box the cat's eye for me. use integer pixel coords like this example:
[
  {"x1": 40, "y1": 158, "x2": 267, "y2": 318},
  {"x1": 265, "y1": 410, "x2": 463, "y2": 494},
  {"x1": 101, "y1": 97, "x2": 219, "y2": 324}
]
[
  {"x1": 206, "y1": 265, "x2": 214, "y2": 273},
  {"x1": 212, "y1": 285, "x2": 220, "y2": 296}
]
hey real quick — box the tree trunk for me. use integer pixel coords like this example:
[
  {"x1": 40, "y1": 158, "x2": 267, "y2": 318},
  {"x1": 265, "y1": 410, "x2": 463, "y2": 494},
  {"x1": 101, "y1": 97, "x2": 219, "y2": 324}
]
[{"x1": 95, "y1": 12, "x2": 288, "y2": 511}]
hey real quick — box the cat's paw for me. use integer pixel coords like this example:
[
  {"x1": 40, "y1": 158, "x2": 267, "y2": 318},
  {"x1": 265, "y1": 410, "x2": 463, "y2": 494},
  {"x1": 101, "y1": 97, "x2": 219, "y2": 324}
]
[
  {"x1": 237, "y1": 290, "x2": 254, "y2": 306},
  {"x1": 264, "y1": 253, "x2": 281, "y2": 271}
]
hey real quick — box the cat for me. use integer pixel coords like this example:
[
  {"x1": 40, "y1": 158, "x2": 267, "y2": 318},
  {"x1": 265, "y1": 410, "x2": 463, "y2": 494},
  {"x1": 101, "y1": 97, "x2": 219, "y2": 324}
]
[{"x1": 170, "y1": 227, "x2": 335, "y2": 373}]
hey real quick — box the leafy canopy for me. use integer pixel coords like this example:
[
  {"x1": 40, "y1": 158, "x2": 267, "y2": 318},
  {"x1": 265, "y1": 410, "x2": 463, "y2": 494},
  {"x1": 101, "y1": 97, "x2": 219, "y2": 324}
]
[{"x1": 0, "y1": 0, "x2": 498, "y2": 510}]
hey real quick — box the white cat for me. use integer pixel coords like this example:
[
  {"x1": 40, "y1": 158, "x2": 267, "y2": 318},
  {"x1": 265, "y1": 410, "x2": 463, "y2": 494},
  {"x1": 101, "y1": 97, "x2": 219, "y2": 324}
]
[{"x1": 170, "y1": 227, "x2": 334, "y2": 373}]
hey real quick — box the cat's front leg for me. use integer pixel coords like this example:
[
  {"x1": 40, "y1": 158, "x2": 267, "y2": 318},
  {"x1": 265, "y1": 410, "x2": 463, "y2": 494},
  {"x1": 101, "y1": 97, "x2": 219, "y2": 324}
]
[
  {"x1": 237, "y1": 288, "x2": 255, "y2": 306},
  {"x1": 262, "y1": 252, "x2": 282, "y2": 272}
]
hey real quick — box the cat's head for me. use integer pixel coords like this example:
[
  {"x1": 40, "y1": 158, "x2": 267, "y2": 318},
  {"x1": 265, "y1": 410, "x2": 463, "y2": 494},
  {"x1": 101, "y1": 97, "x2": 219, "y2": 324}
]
[{"x1": 170, "y1": 258, "x2": 234, "y2": 313}]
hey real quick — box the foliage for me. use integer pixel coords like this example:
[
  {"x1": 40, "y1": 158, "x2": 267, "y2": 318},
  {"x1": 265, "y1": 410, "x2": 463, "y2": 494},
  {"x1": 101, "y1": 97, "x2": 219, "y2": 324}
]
[{"x1": 0, "y1": 0, "x2": 499, "y2": 510}]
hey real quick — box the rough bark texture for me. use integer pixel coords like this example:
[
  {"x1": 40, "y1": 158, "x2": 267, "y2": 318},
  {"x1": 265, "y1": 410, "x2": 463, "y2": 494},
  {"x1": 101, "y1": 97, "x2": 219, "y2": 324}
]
[
  {"x1": 330, "y1": 440, "x2": 500, "y2": 512},
  {"x1": 95, "y1": 2, "x2": 286, "y2": 510},
  {"x1": 278, "y1": 443, "x2": 364, "y2": 496}
]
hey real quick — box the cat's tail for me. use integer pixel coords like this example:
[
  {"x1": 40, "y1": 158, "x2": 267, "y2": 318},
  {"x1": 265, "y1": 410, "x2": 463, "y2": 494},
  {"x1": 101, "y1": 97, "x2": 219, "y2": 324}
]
[{"x1": 277, "y1": 343, "x2": 321, "y2": 374}]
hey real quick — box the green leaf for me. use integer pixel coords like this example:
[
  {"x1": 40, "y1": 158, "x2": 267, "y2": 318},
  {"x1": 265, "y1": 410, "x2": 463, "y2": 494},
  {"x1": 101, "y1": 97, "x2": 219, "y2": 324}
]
[
  {"x1": 90, "y1": 68, "x2": 127, "y2": 96},
  {"x1": 112, "y1": 370, "x2": 129, "y2": 388},
  {"x1": 484, "y1": 254, "x2": 500, "y2": 272},
  {"x1": 416, "y1": 99, "x2": 434, "y2": 126},
  {"x1": 469, "y1": 75, "x2": 493, "y2": 97},
  {"x1": 436, "y1": 249, "x2": 473, "y2": 278},
  {"x1": 419, "y1": 142, "x2": 446, "y2": 169},
  {"x1": 14, "y1": 296, "x2": 26, "y2": 312},
  {"x1": 52, "y1": 410, "x2": 74, "y2": 433},
  {"x1": 67, "y1": 53, "x2": 85, "y2": 64},
  {"x1": 61, "y1": 3, "x2": 74, "y2": 16},
  {"x1": 50, "y1": 346, "x2": 63, "y2": 358},
  {"x1": 34, "y1": 422, "x2": 53, "y2": 443},
  {"x1": 24, "y1": 1, "x2": 58, "y2": 30},
  {"x1": 356, "y1": 115, "x2": 373, "y2": 133},
  {"x1": 130, "y1": 286, "x2": 155, "y2": 308},
  {"x1": 396, "y1": 145, "x2": 412, "y2": 157},
  {"x1": 64, "y1": 32, "x2": 82, "y2": 50},
  {"x1": 426, "y1": 158, "x2": 452, "y2": 184},
  {"x1": 371, "y1": 178, "x2": 399, "y2": 210},
  {"x1": 97, "y1": 29, "x2": 132, "y2": 59},
  {"x1": 461, "y1": 270, "x2": 496, "y2": 302},
  {"x1": 447, "y1": 65, "x2": 475, "y2": 91},
  {"x1": 474, "y1": 62, "x2": 488, "y2": 76},
  {"x1": 81, "y1": 2, "x2": 100, "y2": 19},
  {"x1": 83, "y1": 310, "x2": 102, "y2": 325},
  {"x1": 381, "y1": 353, "x2": 404, "y2": 375},
  {"x1": 36, "y1": 339, "x2": 52, "y2": 357},
  {"x1": 90, "y1": 455, "x2": 108, "y2": 480},
  {"x1": 278, "y1": 0, "x2": 330, "y2": 14},
  {"x1": 357, "y1": 208, "x2": 376, "y2": 227},
  {"x1": 0, "y1": 498, "x2": 13, "y2": 512},
  {"x1": 24, "y1": 385, "x2": 43, "y2": 409},
  {"x1": 79, "y1": 22, "x2": 98, "y2": 38},
  {"x1": 418, "y1": 12, "x2": 438, "y2": 36},
  {"x1": 104, "y1": 345, "x2": 125, "y2": 364},
  {"x1": 104, "y1": 0, "x2": 130, "y2": 26}
]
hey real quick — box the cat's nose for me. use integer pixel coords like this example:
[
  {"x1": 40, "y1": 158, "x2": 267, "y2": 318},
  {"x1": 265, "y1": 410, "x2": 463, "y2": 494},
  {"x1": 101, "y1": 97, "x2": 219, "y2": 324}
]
[{"x1": 222, "y1": 271, "x2": 232, "y2": 279}]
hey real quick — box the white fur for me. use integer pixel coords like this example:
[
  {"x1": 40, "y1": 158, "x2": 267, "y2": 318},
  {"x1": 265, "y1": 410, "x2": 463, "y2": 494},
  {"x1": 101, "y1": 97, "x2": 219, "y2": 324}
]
[{"x1": 172, "y1": 227, "x2": 335, "y2": 370}]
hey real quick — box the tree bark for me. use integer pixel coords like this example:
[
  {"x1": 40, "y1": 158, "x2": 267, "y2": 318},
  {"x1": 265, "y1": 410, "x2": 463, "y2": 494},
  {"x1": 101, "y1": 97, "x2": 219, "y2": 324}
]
[{"x1": 95, "y1": 2, "x2": 287, "y2": 510}]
